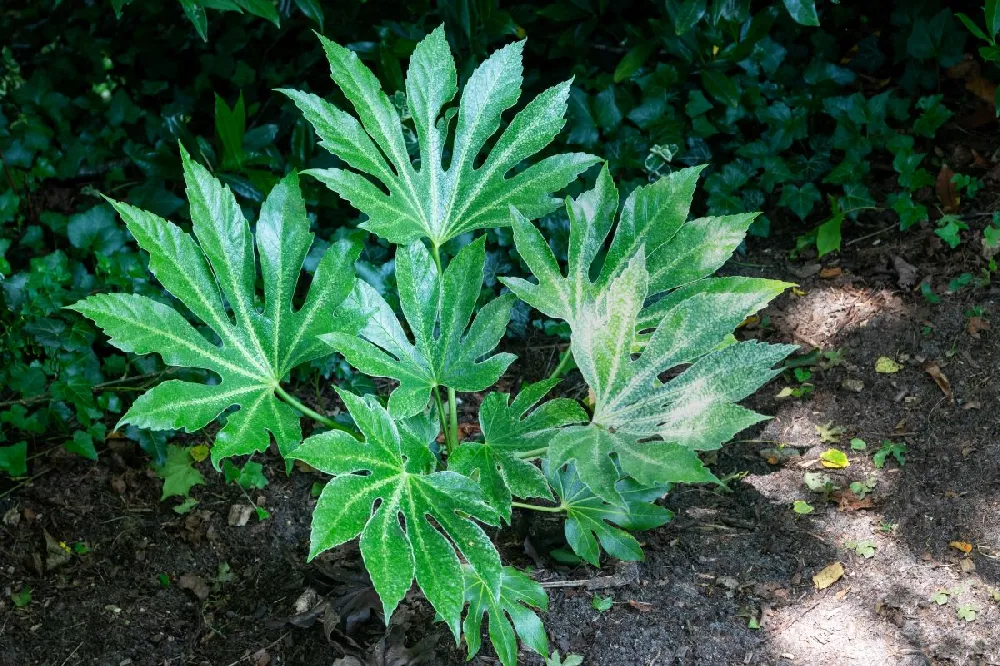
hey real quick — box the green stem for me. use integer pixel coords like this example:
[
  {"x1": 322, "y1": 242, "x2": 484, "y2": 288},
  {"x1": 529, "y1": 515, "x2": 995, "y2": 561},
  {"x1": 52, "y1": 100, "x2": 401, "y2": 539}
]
[
  {"x1": 514, "y1": 447, "x2": 548, "y2": 460},
  {"x1": 275, "y1": 385, "x2": 358, "y2": 438},
  {"x1": 447, "y1": 387, "x2": 459, "y2": 452},
  {"x1": 431, "y1": 242, "x2": 443, "y2": 275},
  {"x1": 549, "y1": 346, "x2": 574, "y2": 381},
  {"x1": 511, "y1": 501, "x2": 565, "y2": 514},
  {"x1": 434, "y1": 388, "x2": 450, "y2": 455}
]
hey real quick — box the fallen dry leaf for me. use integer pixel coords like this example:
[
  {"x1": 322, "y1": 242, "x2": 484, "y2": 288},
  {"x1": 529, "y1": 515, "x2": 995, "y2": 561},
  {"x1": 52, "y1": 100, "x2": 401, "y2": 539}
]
[
  {"x1": 832, "y1": 491, "x2": 874, "y2": 512},
  {"x1": 179, "y1": 573, "x2": 210, "y2": 600},
  {"x1": 936, "y1": 165, "x2": 960, "y2": 213},
  {"x1": 950, "y1": 540, "x2": 973, "y2": 554},
  {"x1": 960, "y1": 558, "x2": 977, "y2": 574},
  {"x1": 875, "y1": 356, "x2": 902, "y2": 373},
  {"x1": 819, "y1": 266, "x2": 842, "y2": 279},
  {"x1": 628, "y1": 600, "x2": 655, "y2": 612},
  {"x1": 813, "y1": 562, "x2": 845, "y2": 590},
  {"x1": 228, "y1": 504, "x2": 253, "y2": 527},
  {"x1": 967, "y1": 316, "x2": 990, "y2": 339},
  {"x1": 893, "y1": 256, "x2": 919, "y2": 289},
  {"x1": 947, "y1": 58, "x2": 998, "y2": 108},
  {"x1": 922, "y1": 361, "x2": 953, "y2": 402}
]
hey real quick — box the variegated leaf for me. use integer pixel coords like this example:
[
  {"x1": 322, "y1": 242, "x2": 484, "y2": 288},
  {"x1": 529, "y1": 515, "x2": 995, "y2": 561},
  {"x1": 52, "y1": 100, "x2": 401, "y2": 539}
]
[
  {"x1": 281, "y1": 25, "x2": 600, "y2": 248},
  {"x1": 289, "y1": 390, "x2": 501, "y2": 642},
  {"x1": 463, "y1": 565, "x2": 549, "y2": 666},
  {"x1": 70, "y1": 147, "x2": 359, "y2": 468},
  {"x1": 505, "y1": 167, "x2": 794, "y2": 502},
  {"x1": 322, "y1": 236, "x2": 516, "y2": 418},
  {"x1": 545, "y1": 462, "x2": 673, "y2": 566},
  {"x1": 450, "y1": 378, "x2": 587, "y2": 521}
]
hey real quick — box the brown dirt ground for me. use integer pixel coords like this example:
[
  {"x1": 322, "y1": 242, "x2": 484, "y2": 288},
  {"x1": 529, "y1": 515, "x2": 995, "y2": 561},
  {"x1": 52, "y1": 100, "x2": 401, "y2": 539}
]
[{"x1": 4, "y1": 208, "x2": 1000, "y2": 666}]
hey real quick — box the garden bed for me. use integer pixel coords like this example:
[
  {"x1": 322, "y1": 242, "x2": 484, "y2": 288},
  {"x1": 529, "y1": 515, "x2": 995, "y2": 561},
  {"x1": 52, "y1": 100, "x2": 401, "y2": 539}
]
[{"x1": 3, "y1": 215, "x2": 999, "y2": 666}]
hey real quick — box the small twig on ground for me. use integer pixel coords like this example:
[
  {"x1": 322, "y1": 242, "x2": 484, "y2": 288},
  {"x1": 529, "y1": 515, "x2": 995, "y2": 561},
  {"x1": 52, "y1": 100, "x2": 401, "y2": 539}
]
[
  {"x1": 539, "y1": 569, "x2": 637, "y2": 590},
  {"x1": 58, "y1": 642, "x2": 83, "y2": 666},
  {"x1": 221, "y1": 632, "x2": 291, "y2": 666}
]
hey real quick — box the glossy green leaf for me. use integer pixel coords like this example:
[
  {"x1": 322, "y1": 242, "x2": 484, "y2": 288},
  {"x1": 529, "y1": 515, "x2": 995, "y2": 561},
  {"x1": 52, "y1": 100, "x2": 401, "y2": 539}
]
[
  {"x1": 700, "y1": 70, "x2": 741, "y2": 108},
  {"x1": 614, "y1": 42, "x2": 656, "y2": 82},
  {"x1": 956, "y1": 13, "x2": 989, "y2": 42},
  {"x1": 450, "y1": 379, "x2": 587, "y2": 520},
  {"x1": 546, "y1": 463, "x2": 673, "y2": 566},
  {"x1": 673, "y1": 0, "x2": 707, "y2": 34},
  {"x1": 234, "y1": 0, "x2": 279, "y2": 26},
  {"x1": 293, "y1": 0, "x2": 324, "y2": 29},
  {"x1": 282, "y1": 26, "x2": 599, "y2": 247},
  {"x1": 178, "y1": 0, "x2": 208, "y2": 41},
  {"x1": 289, "y1": 391, "x2": 501, "y2": 641},
  {"x1": 782, "y1": 0, "x2": 819, "y2": 27},
  {"x1": 70, "y1": 147, "x2": 360, "y2": 469},
  {"x1": 322, "y1": 236, "x2": 515, "y2": 418},
  {"x1": 463, "y1": 565, "x2": 549, "y2": 666}
]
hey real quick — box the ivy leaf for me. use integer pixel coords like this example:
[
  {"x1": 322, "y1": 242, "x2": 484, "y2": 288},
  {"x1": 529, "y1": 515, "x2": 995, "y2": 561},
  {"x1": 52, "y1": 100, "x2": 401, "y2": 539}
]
[
  {"x1": 154, "y1": 445, "x2": 205, "y2": 500},
  {"x1": 322, "y1": 236, "x2": 515, "y2": 419},
  {"x1": 913, "y1": 95, "x2": 952, "y2": 138},
  {"x1": 235, "y1": 0, "x2": 280, "y2": 26},
  {"x1": 450, "y1": 379, "x2": 587, "y2": 521},
  {"x1": 288, "y1": 390, "x2": 501, "y2": 641},
  {"x1": 70, "y1": 147, "x2": 361, "y2": 469},
  {"x1": 782, "y1": 0, "x2": 819, "y2": 26},
  {"x1": 0, "y1": 442, "x2": 28, "y2": 477},
  {"x1": 780, "y1": 183, "x2": 821, "y2": 220},
  {"x1": 672, "y1": 0, "x2": 707, "y2": 34},
  {"x1": 546, "y1": 463, "x2": 673, "y2": 566},
  {"x1": 700, "y1": 70, "x2": 741, "y2": 108},
  {"x1": 282, "y1": 26, "x2": 599, "y2": 248},
  {"x1": 506, "y1": 168, "x2": 794, "y2": 502},
  {"x1": 463, "y1": 565, "x2": 549, "y2": 666}
]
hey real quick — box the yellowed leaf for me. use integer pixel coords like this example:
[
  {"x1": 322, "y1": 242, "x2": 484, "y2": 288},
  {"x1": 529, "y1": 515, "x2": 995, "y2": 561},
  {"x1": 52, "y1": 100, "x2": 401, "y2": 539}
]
[
  {"x1": 950, "y1": 540, "x2": 973, "y2": 554},
  {"x1": 813, "y1": 562, "x2": 845, "y2": 590},
  {"x1": 875, "y1": 357, "x2": 902, "y2": 373},
  {"x1": 819, "y1": 449, "x2": 850, "y2": 468},
  {"x1": 189, "y1": 445, "x2": 210, "y2": 463}
]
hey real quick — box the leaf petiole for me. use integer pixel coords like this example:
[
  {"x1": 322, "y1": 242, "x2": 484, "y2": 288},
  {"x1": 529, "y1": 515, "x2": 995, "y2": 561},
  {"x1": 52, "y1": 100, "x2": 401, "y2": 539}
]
[
  {"x1": 434, "y1": 388, "x2": 451, "y2": 456},
  {"x1": 274, "y1": 385, "x2": 359, "y2": 438},
  {"x1": 511, "y1": 500, "x2": 565, "y2": 513},
  {"x1": 514, "y1": 447, "x2": 549, "y2": 460},
  {"x1": 447, "y1": 387, "x2": 460, "y2": 452}
]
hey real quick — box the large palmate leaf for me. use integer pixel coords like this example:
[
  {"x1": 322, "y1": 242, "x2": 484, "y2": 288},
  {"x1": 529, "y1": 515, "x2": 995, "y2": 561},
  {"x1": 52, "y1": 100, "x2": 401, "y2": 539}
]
[
  {"x1": 71, "y1": 147, "x2": 359, "y2": 468},
  {"x1": 281, "y1": 25, "x2": 600, "y2": 248},
  {"x1": 322, "y1": 236, "x2": 515, "y2": 418},
  {"x1": 450, "y1": 378, "x2": 587, "y2": 521},
  {"x1": 463, "y1": 565, "x2": 549, "y2": 666},
  {"x1": 504, "y1": 166, "x2": 795, "y2": 502},
  {"x1": 288, "y1": 390, "x2": 501, "y2": 641},
  {"x1": 546, "y1": 462, "x2": 673, "y2": 566}
]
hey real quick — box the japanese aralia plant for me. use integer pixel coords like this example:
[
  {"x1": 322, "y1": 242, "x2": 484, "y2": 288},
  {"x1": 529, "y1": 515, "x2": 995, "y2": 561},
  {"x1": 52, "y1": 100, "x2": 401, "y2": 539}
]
[{"x1": 72, "y1": 26, "x2": 794, "y2": 666}]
